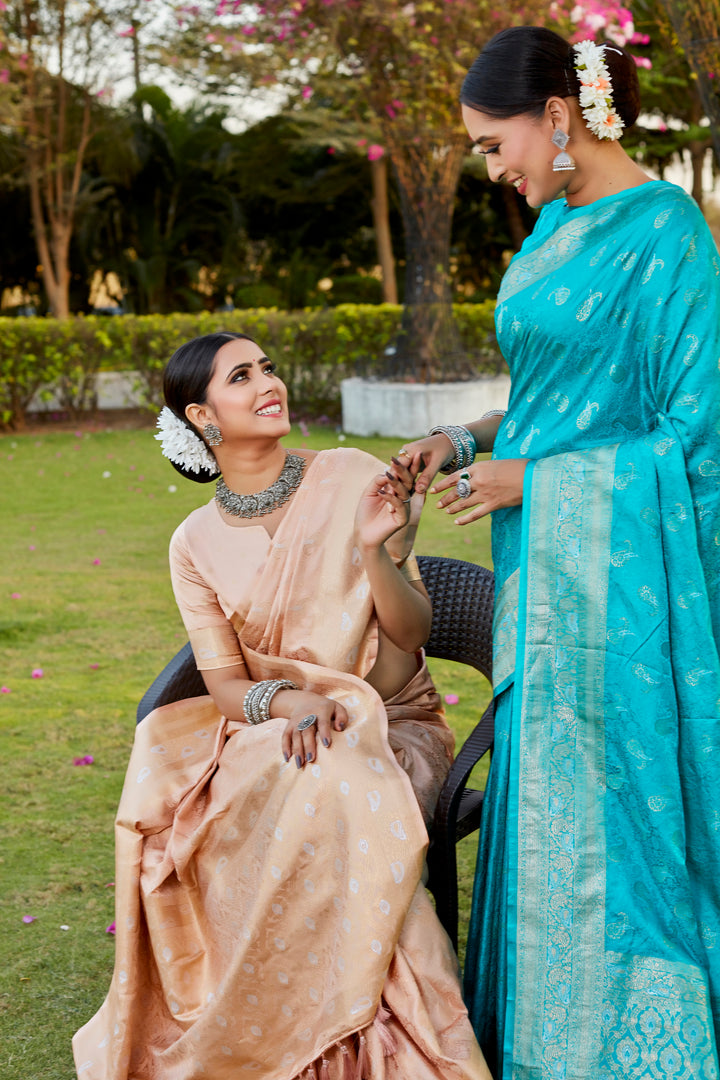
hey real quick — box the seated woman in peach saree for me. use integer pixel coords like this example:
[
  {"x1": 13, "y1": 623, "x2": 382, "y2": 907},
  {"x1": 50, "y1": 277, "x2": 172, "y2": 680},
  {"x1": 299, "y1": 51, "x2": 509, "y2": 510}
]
[{"x1": 72, "y1": 331, "x2": 491, "y2": 1080}]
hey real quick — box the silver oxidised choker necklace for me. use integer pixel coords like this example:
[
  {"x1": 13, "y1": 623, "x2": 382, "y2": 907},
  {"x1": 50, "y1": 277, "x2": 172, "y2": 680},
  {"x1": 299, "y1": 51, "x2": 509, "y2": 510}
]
[{"x1": 215, "y1": 452, "x2": 306, "y2": 518}]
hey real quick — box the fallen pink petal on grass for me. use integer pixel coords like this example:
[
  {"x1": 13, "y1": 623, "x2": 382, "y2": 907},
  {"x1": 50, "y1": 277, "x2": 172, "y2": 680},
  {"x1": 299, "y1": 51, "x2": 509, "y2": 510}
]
[
  {"x1": 22, "y1": 915, "x2": 36, "y2": 924},
  {"x1": 92, "y1": 559, "x2": 101, "y2": 565},
  {"x1": 31, "y1": 668, "x2": 43, "y2": 678},
  {"x1": 73, "y1": 754, "x2": 95, "y2": 766},
  {"x1": 89, "y1": 663, "x2": 100, "y2": 670},
  {"x1": 444, "y1": 693, "x2": 460, "y2": 705},
  {"x1": 1, "y1": 687, "x2": 11, "y2": 694},
  {"x1": 106, "y1": 921, "x2": 116, "y2": 935},
  {"x1": 11, "y1": 592, "x2": 21, "y2": 599}
]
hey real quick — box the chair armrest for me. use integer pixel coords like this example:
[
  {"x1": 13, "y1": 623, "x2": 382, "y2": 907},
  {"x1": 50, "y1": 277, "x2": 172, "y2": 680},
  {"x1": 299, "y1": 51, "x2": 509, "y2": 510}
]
[{"x1": 434, "y1": 699, "x2": 495, "y2": 842}]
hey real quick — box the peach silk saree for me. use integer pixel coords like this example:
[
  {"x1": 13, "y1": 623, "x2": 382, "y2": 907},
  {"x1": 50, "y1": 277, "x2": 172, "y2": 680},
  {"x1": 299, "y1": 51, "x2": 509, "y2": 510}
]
[{"x1": 73, "y1": 449, "x2": 491, "y2": 1080}]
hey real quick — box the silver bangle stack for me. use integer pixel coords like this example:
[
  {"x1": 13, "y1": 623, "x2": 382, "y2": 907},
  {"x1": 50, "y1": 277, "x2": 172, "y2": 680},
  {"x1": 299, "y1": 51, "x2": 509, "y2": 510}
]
[
  {"x1": 428, "y1": 425, "x2": 478, "y2": 474},
  {"x1": 243, "y1": 679, "x2": 297, "y2": 724}
]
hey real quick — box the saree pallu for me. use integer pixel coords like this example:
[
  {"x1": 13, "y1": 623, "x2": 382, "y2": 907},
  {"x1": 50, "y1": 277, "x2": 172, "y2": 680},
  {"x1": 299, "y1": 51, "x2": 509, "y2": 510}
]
[
  {"x1": 464, "y1": 183, "x2": 720, "y2": 1078},
  {"x1": 73, "y1": 448, "x2": 489, "y2": 1080}
]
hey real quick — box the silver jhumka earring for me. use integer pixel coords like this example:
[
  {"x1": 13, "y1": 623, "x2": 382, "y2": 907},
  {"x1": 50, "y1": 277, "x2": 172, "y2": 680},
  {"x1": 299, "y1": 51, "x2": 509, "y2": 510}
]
[
  {"x1": 551, "y1": 128, "x2": 575, "y2": 172},
  {"x1": 203, "y1": 422, "x2": 223, "y2": 446}
]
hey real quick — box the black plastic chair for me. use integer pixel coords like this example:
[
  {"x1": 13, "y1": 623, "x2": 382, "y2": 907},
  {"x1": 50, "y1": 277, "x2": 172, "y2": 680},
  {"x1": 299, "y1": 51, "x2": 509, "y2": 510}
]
[
  {"x1": 136, "y1": 554, "x2": 495, "y2": 950},
  {"x1": 416, "y1": 555, "x2": 495, "y2": 951}
]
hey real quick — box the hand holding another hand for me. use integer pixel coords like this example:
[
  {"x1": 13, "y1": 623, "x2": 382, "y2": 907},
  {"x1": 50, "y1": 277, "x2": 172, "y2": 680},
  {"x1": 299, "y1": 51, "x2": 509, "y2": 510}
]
[
  {"x1": 355, "y1": 452, "x2": 425, "y2": 551},
  {"x1": 431, "y1": 458, "x2": 527, "y2": 524}
]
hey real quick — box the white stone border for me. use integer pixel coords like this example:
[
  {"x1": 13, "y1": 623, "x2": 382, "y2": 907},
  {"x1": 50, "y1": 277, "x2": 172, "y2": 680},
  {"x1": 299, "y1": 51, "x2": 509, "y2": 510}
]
[
  {"x1": 28, "y1": 371, "x2": 146, "y2": 413},
  {"x1": 340, "y1": 375, "x2": 510, "y2": 438}
]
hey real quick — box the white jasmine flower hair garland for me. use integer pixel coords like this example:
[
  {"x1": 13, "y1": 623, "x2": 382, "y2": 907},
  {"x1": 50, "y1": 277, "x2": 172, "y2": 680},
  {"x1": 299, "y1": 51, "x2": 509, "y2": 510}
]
[
  {"x1": 155, "y1": 406, "x2": 220, "y2": 476},
  {"x1": 573, "y1": 40, "x2": 624, "y2": 141}
]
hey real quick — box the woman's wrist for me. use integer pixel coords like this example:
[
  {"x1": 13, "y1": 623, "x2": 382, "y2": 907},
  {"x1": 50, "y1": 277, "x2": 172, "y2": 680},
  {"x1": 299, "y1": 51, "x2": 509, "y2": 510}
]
[
  {"x1": 428, "y1": 425, "x2": 477, "y2": 473},
  {"x1": 466, "y1": 410, "x2": 506, "y2": 454},
  {"x1": 243, "y1": 678, "x2": 297, "y2": 724}
]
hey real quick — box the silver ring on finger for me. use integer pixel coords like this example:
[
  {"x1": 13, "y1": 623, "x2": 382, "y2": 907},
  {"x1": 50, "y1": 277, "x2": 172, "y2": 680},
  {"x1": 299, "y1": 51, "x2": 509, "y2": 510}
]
[
  {"x1": 297, "y1": 713, "x2": 318, "y2": 732},
  {"x1": 456, "y1": 472, "x2": 472, "y2": 499}
]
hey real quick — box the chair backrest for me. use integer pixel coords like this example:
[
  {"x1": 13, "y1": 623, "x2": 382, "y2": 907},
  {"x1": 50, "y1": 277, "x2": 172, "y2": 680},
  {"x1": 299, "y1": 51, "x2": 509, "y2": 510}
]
[
  {"x1": 137, "y1": 555, "x2": 494, "y2": 723},
  {"x1": 416, "y1": 555, "x2": 494, "y2": 681},
  {"x1": 137, "y1": 642, "x2": 205, "y2": 723}
]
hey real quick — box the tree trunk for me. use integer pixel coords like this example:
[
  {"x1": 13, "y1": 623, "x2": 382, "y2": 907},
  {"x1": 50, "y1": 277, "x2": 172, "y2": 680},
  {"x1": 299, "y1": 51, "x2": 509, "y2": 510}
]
[
  {"x1": 689, "y1": 140, "x2": 705, "y2": 211},
  {"x1": 384, "y1": 136, "x2": 467, "y2": 382},
  {"x1": 369, "y1": 156, "x2": 397, "y2": 304},
  {"x1": 501, "y1": 184, "x2": 529, "y2": 251}
]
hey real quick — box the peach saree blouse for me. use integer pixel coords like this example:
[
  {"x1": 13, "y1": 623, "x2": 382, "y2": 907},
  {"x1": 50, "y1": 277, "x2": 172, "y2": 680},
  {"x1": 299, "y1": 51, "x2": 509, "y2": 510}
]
[{"x1": 72, "y1": 448, "x2": 491, "y2": 1080}]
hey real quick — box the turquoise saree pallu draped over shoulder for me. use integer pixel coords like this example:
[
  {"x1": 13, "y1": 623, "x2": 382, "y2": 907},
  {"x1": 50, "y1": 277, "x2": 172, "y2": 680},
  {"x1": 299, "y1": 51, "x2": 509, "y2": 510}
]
[{"x1": 464, "y1": 181, "x2": 720, "y2": 1079}]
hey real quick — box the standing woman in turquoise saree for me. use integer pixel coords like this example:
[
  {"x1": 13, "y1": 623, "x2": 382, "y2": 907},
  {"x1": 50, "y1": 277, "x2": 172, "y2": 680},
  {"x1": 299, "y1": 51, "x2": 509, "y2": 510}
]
[{"x1": 401, "y1": 25, "x2": 720, "y2": 1080}]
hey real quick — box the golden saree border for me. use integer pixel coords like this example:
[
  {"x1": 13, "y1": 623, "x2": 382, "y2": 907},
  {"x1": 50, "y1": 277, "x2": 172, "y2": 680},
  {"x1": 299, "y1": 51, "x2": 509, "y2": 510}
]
[
  {"x1": 188, "y1": 623, "x2": 245, "y2": 671},
  {"x1": 399, "y1": 551, "x2": 421, "y2": 582},
  {"x1": 511, "y1": 444, "x2": 617, "y2": 1076},
  {"x1": 599, "y1": 952, "x2": 717, "y2": 1078}
]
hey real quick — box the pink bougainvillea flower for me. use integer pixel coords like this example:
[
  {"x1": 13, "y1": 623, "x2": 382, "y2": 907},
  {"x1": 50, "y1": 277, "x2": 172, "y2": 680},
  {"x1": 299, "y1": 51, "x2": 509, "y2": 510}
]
[
  {"x1": 301, "y1": 85, "x2": 313, "y2": 99},
  {"x1": 1, "y1": 687, "x2": 10, "y2": 694},
  {"x1": 73, "y1": 754, "x2": 95, "y2": 766},
  {"x1": 89, "y1": 663, "x2": 100, "y2": 670},
  {"x1": 0, "y1": 70, "x2": 9, "y2": 84},
  {"x1": 327, "y1": 146, "x2": 336, "y2": 155},
  {"x1": 31, "y1": 668, "x2": 43, "y2": 678},
  {"x1": 444, "y1": 693, "x2": 459, "y2": 705},
  {"x1": 22, "y1": 915, "x2": 36, "y2": 924},
  {"x1": 367, "y1": 144, "x2": 385, "y2": 161},
  {"x1": 28, "y1": 545, "x2": 36, "y2": 551},
  {"x1": 11, "y1": 592, "x2": 21, "y2": 599},
  {"x1": 106, "y1": 921, "x2": 116, "y2": 935},
  {"x1": 93, "y1": 558, "x2": 101, "y2": 565}
]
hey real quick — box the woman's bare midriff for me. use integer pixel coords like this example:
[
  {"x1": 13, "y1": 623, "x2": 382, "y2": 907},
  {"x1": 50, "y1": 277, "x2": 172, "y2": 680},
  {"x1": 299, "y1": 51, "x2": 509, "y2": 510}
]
[{"x1": 364, "y1": 629, "x2": 421, "y2": 701}]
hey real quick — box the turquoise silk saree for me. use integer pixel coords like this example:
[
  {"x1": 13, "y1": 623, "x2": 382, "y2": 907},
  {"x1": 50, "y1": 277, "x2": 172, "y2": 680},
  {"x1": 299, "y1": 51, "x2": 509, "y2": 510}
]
[{"x1": 464, "y1": 182, "x2": 720, "y2": 1079}]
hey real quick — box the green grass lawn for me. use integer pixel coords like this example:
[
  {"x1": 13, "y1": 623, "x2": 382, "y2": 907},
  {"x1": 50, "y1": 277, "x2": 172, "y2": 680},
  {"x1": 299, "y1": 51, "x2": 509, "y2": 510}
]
[{"x1": 0, "y1": 419, "x2": 492, "y2": 1080}]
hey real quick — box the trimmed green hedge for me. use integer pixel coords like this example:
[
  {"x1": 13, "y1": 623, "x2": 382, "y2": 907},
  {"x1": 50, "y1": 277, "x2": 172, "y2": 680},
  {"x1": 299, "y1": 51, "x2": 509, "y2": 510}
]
[{"x1": 0, "y1": 303, "x2": 501, "y2": 429}]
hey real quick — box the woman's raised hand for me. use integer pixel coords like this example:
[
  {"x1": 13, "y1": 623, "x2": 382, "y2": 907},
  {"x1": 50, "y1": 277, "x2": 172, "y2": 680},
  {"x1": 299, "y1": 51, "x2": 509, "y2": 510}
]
[
  {"x1": 431, "y1": 458, "x2": 527, "y2": 524},
  {"x1": 354, "y1": 453, "x2": 420, "y2": 550},
  {"x1": 274, "y1": 688, "x2": 348, "y2": 769},
  {"x1": 393, "y1": 434, "x2": 453, "y2": 494}
]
